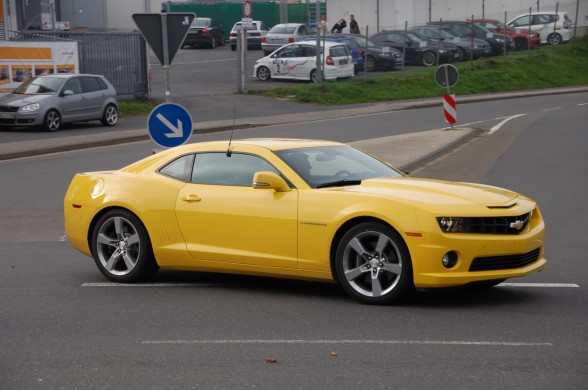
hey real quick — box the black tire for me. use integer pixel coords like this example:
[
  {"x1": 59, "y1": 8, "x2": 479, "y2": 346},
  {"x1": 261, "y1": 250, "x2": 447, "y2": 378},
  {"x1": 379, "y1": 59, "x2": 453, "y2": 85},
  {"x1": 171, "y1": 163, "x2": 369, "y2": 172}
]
[
  {"x1": 547, "y1": 33, "x2": 562, "y2": 45},
  {"x1": 219, "y1": 35, "x2": 226, "y2": 46},
  {"x1": 90, "y1": 209, "x2": 158, "y2": 283},
  {"x1": 421, "y1": 51, "x2": 436, "y2": 67},
  {"x1": 43, "y1": 109, "x2": 61, "y2": 131},
  {"x1": 335, "y1": 222, "x2": 413, "y2": 305},
  {"x1": 456, "y1": 47, "x2": 467, "y2": 61},
  {"x1": 256, "y1": 66, "x2": 271, "y2": 81},
  {"x1": 210, "y1": 36, "x2": 216, "y2": 49},
  {"x1": 310, "y1": 69, "x2": 317, "y2": 83},
  {"x1": 365, "y1": 55, "x2": 377, "y2": 72},
  {"x1": 101, "y1": 104, "x2": 118, "y2": 126},
  {"x1": 514, "y1": 38, "x2": 528, "y2": 51},
  {"x1": 231, "y1": 45, "x2": 236, "y2": 51}
]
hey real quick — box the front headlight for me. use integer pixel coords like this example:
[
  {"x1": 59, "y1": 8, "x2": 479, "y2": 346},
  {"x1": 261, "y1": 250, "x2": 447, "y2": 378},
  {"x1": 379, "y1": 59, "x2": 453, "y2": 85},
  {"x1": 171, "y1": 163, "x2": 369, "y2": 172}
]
[
  {"x1": 437, "y1": 217, "x2": 467, "y2": 233},
  {"x1": 20, "y1": 103, "x2": 40, "y2": 112},
  {"x1": 495, "y1": 38, "x2": 505, "y2": 43}
]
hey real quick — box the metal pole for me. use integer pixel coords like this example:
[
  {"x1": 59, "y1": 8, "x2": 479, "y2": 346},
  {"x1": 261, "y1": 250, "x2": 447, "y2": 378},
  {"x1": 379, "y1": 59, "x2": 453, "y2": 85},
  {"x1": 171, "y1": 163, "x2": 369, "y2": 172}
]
[
  {"x1": 572, "y1": 0, "x2": 580, "y2": 50},
  {"x1": 470, "y1": 15, "x2": 474, "y2": 69},
  {"x1": 482, "y1": 0, "x2": 485, "y2": 19},
  {"x1": 444, "y1": 65, "x2": 453, "y2": 129},
  {"x1": 528, "y1": 7, "x2": 532, "y2": 56},
  {"x1": 162, "y1": 14, "x2": 171, "y2": 102},
  {"x1": 241, "y1": 29, "x2": 247, "y2": 94},
  {"x1": 315, "y1": 0, "x2": 322, "y2": 85},
  {"x1": 364, "y1": 25, "x2": 368, "y2": 80},
  {"x1": 376, "y1": 0, "x2": 380, "y2": 33},
  {"x1": 402, "y1": 21, "x2": 407, "y2": 71},
  {"x1": 429, "y1": 0, "x2": 432, "y2": 23},
  {"x1": 237, "y1": 27, "x2": 242, "y2": 93},
  {"x1": 553, "y1": 2, "x2": 559, "y2": 37},
  {"x1": 537, "y1": 0, "x2": 540, "y2": 12},
  {"x1": 436, "y1": 18, "x2": 442, "y2": 67},
  {"x1": 503, "y1": 11, "x2": 507, "y2": 61}
]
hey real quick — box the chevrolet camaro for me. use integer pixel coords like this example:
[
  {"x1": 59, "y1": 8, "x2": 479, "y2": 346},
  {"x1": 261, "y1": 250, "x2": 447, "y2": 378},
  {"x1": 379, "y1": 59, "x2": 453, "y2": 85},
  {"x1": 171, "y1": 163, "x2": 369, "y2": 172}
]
[{"x1": 64, "y1": 139, "x2": 546, "y2": 304}]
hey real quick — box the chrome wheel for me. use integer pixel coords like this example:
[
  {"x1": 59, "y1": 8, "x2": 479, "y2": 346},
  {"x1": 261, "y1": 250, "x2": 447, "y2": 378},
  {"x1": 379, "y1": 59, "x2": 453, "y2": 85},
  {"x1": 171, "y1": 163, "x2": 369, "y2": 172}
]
[
  {"x1": 92, "y1": 210, "x2": 158, "y2": 282},
  {"x1": 336, "y1": 222, "x2": 413, "y2": 304},
  {"x1": 422, "y1": 51, "x2": 436, "y2": 67},
  {"x1": 257, "y1": 66, "x2": 271, "y2": 81},
  {"x1": 101, "y1": 104, "x2": 118, "y2": 126},
  {"x1": 43, "y1": 110, "x2": 61, "y2": 131}
]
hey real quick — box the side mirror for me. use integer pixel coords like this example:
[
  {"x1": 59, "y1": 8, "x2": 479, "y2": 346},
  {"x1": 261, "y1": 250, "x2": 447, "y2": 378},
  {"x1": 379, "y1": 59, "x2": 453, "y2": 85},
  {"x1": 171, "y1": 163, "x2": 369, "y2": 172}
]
[
  {"x1": 62, "y1": 90, "x2": 74, "y2": 96},
  {"x1": 253, "y1": 171, "x2": 291, "y2": 192}
]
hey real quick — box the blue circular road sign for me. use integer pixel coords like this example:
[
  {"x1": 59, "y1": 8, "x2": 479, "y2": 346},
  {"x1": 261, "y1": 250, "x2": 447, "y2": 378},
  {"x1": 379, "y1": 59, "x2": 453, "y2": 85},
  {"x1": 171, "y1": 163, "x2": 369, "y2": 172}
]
[{"x1": 147, "y1": 103, "x2": 193, "y2": 148}]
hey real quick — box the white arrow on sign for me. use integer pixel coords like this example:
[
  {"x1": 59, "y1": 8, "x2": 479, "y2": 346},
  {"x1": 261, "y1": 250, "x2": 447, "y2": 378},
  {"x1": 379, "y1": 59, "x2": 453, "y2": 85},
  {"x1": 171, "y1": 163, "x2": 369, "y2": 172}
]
[{"x1": 156, "y1": 113, "x2": 184, "y2": 138}]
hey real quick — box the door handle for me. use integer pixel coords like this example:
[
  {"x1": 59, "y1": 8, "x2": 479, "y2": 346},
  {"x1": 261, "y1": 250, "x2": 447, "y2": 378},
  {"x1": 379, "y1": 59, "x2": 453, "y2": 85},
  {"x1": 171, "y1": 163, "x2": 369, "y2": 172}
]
[{"x1": 182, "y1": 194, "x2": 201, "y2": 202}]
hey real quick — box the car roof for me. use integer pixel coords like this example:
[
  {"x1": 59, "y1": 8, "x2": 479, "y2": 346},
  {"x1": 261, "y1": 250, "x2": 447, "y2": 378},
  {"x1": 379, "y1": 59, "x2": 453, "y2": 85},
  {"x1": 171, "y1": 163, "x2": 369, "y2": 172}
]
[
  {"x1": 168, "y1": 139, "x2": 344, "y2": 154},
  {"x1": 272, "y1": 23, "x2": 305, "y2": 27},
  {"x1": 34, "y1": 73, "x2": 104, "y2": 79}
]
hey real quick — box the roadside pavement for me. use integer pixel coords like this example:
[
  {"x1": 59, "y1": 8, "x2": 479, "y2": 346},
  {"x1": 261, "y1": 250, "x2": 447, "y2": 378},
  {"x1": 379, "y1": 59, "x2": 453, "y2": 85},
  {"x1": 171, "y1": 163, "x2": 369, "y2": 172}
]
[{"x1": 1, "y1": 85, "x2": 587, "y2": 170}]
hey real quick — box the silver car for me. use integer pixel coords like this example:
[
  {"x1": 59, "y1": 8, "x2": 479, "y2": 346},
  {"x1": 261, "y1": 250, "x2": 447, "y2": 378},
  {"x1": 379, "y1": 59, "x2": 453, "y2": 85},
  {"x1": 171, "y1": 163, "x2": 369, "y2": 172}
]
[
  {"x1": 0, "y1": 73, "x2": 118, "y2": 131},
  {"x1": 262, "y1": 23, "x2": 311, "y2": 55}
]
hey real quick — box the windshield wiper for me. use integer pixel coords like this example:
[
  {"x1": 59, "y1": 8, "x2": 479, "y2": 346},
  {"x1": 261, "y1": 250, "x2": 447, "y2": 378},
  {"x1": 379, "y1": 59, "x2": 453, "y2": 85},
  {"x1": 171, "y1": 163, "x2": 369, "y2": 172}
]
[{"x1": 316, "y1": 179, "x2": 362, "y2": 189}]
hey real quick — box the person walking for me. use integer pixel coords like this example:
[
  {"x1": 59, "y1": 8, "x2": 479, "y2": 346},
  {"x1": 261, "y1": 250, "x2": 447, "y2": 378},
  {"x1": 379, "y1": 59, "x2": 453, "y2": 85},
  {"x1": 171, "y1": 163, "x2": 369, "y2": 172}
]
[{"x1": 349, "y1": 14, "x2": 360, "y2": 34}]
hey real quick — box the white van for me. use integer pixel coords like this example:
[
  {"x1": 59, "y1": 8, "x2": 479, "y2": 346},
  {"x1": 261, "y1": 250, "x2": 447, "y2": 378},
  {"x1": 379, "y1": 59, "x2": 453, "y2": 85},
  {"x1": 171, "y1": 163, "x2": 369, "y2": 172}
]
[{"x1": 507, "y1": 12, "x2": 572, "y2": 45}]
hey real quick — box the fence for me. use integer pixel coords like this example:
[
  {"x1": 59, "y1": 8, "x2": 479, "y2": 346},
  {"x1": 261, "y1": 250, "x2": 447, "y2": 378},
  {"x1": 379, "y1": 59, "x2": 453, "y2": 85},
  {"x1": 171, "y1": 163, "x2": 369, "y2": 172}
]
[{"x1": 8, "y1": 30, "x2": 149, "y2": 99}]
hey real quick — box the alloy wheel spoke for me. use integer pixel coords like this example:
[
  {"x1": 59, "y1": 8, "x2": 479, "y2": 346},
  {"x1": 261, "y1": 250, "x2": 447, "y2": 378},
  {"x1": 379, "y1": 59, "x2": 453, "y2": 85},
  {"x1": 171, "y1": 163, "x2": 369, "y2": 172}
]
[
  {"x1": 97, "y1": 233, "x2": 117, "y2": 247},
  {"x1": 374, "y1": 233, "x2": 389, "y2": 257},
  {"x1": 104, "y1": 249, "x2": 122, "y2": 271},
  {"x1": 345, "y1": 264, "x2": 370, "y2": 282},
  {"x1": 381, "y1": 261, "x2": 402, "y2": 276},
  {"x1": 125, "y1": 233, "x2": 139, "y2": 247},
  {"x1": 113, "y1": 217, "x2": 123, "y2": 237},
  {"x1": 122, "y1": 253, "x2": 136, "y2": 271},
  {"x1": 371, "y1": 268, "x2": 383, "y2": 297},
  {"x1": 349, "y1": 237, "x2": 371, "y2": 261}
]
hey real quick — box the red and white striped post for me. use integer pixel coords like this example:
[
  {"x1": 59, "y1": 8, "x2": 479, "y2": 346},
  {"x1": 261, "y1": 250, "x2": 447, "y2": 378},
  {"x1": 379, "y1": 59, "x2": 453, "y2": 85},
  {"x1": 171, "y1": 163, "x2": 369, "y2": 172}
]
[{"x1": 443, "y1": 93, "x2": 457, "y2": 125}]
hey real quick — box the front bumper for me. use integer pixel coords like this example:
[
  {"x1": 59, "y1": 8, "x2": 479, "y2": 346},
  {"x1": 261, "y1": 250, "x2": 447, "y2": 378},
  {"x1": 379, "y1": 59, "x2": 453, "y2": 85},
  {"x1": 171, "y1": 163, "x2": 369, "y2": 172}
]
[{"x1": 0, "y1": 109, "x2": 43, "y2": 127}]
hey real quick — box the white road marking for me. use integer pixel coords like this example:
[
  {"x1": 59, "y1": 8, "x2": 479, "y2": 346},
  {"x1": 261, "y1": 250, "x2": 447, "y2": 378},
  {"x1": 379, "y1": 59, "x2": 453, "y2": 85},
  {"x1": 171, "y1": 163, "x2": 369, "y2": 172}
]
[
  {"x1": 577, "y1": 103, "x2": 588, "y2": 106},
  {"x1": 59, "y1": 235, "x2": 68, "y2": 242},
  {"x1": 82, "y1": 282, "x2": 252, "y2": 287},
  {"x1": 498, "y1": 283, "x2": 580, "y2": 288},
  {"x1": 540, "y1": 107, "x2": 561, "y2": 111},
  {"x1": 142, "y1": 339, "x2": 553, "y2": 347},
  {"x1": 488, "y1": 114, "x2": 526, "y2": 134}
]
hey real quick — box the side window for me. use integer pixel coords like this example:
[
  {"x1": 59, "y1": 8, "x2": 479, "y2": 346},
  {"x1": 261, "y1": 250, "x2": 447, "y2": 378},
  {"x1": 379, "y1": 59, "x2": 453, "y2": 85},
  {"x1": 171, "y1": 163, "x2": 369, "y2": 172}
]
[
  {"x1": 511, "y1": 16, "x2": 531, "y2": 27},
  {"x1": 63, "y1": 78, "x2": 82, "y2": 94},
  {"x1": 371, "y1": 34, "x2": 383, "y2": 43},
  {"x1": 276, "y1": 45, "x2": 298, "y2": 58},
  {"x1": 299, "y1": 26, "x2": 308, "y2": 35},
  {"x1": 191, "y1": 153, "x2": 279, "y2": 186},
  {"x1": 80, "y1": 77, "x2": 102, "y2": 93},
  {"x1": 96, "y1": 77, "x2": 108, "y2": 90},
  {"x1": 159, "y1": 154, "x2": 195, "y2": 182}
]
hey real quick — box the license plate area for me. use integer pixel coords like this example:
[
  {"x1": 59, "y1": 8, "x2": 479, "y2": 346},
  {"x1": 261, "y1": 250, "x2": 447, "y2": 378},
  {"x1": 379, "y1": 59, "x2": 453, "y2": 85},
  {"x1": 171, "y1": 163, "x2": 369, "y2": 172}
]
[{"x1": 0, "y1": 112, "x2": 16, "y2": 119}]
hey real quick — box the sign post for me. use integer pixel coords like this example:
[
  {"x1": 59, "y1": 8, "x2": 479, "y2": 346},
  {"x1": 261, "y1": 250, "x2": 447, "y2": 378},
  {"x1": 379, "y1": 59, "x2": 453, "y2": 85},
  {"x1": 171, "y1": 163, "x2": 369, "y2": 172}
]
[
  {"x1": 238, "y1": 0, "x2": 252, "y2": 94},
  {"x1": 133, "y1": 13, "x2": 195, "y2": 101},
  {"x1": 435, "y1": 64, "x2": 459, "y2": 127}
]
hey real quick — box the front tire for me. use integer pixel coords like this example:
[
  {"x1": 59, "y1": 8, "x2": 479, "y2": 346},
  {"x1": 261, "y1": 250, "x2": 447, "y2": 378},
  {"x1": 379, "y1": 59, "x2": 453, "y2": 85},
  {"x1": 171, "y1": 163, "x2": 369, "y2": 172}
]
[
  {"x1": 335, "y1": 222, "x2": 413, "y2": 305},
  {"x1": 365, "y1": 55, "x2": 377, "y2": 72},
  {"x1": 91, "y1": 209, "x2": 158, "y2": 283},
  {"x1": 43, "y1": 109, "x2": 61, "y2": 131},
  {"x1": 256, "y1": 66, "x2": 271, "y2": 81},
  {"x1": 514, "y1": 38, "x2": 528, "y2": 50},
  {"x1": 101, "y1": 104, "x2": 118, "y2": 126}
]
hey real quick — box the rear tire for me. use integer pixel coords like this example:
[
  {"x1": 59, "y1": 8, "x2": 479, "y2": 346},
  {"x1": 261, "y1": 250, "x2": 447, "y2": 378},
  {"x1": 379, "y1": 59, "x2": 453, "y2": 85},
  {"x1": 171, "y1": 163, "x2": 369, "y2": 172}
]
[
  {"x1": 421, "y1": 51, "x2": 436, "y2": 67},
  {"x1": 91, "y1": 209, "x2": 158, "y2": 283},
  {"x1": 365, "y1": 55, "x2": 377, "y2": 72},
  {"x1": 101, "y1": 104, "x2": 118, "y2": 126},
  {"x1": 310, "y1": 69, "x2": 317, "y2": 83},
  {"x1": 547, "y1": 33, "x2": 562, "y2": 45}
]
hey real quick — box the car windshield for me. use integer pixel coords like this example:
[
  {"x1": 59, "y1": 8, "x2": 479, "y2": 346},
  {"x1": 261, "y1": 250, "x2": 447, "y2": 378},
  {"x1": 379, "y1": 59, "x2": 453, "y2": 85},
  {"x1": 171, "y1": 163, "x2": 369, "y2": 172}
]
[
  {"x1": 441, "y1": 27, "x2": 463, "y2": 38},
  {"x1": 13, "y1": 76, "x2": 65, "y2": 95},
  {"x1": 349, "y1": 36, "x2": 377, "y2": 47},
  {"x1": 192, "y1": 19, "x2": 210, "y2": 27},
  {"x1": 269, "y1": 25, "x2": 297, "y2": 34},
  {"x1": 471, "y1": 23, "x2": 491, "y2": 35},
  {"x1": 406, "y1": 31, "x2": 427, "y2": 43},
  {"x1": 276, "y1": 145, "x2": 403, "y2": 188}
]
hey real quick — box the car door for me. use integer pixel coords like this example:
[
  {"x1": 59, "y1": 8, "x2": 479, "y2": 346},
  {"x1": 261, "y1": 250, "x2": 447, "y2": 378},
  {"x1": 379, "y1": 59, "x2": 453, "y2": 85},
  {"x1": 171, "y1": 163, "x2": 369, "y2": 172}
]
[
  {"x1": 80, "y1": 76, "x2": 105, "y2": 119},
  {"x1": 59, "y1": 77, "x2": 86, "y2": 122},
  {"x1": 175, "y1": 152, "x2": 299, "y2": 268},
  {"x1": 271, "y1": 44, "x2": 308, "y2": 79}
]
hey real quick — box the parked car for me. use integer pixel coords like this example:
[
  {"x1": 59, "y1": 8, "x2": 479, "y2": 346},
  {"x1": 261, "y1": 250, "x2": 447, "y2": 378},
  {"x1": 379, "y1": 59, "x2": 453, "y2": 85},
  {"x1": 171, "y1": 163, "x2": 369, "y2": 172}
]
[
  {"x1": 262, "y1": 23, "x2": 311, "y2": 55},
  {"x1": 0, "y1": 73, "x2": 118, "y2": 131},
  {"x1": 183, "y1": 17, "x2": 225, "y2": 49},
  {"x1": 507, "y1": 12, "x2": 572, "y2": 45},
  {"x1": 339, "y1": 34, "x2": 404, "y2": 71},
  {"x1": 409, "y1": 25, "x2": 492, "y2": 60},
  {"x1": 303, "y1": 35, "x2": 365, "y2": 73},
  {"x1": 230, "y1": 20, "x2": 268, "y2": 51},
  {"x1": 369, "y1": 30, "x2": 459, "y2": 67},
  {"x1": 64, "y1": 138, "x2": 546, "y2": 305},
  {"x1": 469, "y1": 18, "x2": 540, "y2": 50},
  {"x1": 254, "y1": 41, "x2": 354, "y2": 82},
  {"x1": 427, "y1": 20, "x2": 514, "y2": 55}
]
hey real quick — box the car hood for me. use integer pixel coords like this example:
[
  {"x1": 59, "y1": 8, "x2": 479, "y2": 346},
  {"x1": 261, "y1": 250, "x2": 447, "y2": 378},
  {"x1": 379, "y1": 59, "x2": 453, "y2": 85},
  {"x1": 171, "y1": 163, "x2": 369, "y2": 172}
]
[
  {"x1": 339, "y1": 177, "x2": 519, "y2": 207},
  {"x1": 0, "y1": 93, "x2": 52, "y2": 107}
]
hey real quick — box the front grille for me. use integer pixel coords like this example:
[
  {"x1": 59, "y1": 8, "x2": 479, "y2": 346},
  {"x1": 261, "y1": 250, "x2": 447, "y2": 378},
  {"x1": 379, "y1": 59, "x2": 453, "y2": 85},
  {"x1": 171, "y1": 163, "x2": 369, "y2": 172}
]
[
  {"x1": 440, "y1": 212, "x2": 532, "y2": 235},
  {"x1": 0, "y1": 106, "x2": 20, "y2": 113},
  {"x1": 0, "y1": 118, "x2": 16, "y2": 125},
  {"x1": 469, "y1": 248, "x2": 541, "y2": 271}
]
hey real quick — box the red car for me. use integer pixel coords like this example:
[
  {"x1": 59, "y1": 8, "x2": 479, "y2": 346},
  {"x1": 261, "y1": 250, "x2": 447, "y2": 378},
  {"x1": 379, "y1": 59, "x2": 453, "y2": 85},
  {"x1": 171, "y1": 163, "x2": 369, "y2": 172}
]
[{"x1": 469, "y1": 18, "x2": 541, "y2": 50}]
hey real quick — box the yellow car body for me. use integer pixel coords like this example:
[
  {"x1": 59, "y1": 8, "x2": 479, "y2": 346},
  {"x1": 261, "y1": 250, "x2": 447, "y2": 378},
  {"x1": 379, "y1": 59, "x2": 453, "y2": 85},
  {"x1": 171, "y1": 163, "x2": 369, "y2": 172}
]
[{"x1": 64, "y1": 139, "x2": 546, "y2": 304}]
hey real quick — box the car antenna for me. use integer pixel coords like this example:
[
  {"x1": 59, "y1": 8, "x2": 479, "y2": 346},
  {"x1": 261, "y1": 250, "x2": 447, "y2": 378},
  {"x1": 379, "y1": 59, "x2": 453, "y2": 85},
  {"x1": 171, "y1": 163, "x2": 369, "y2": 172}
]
[{"x1": 226, "y1": 108, "x2": 236, "y2": 157}]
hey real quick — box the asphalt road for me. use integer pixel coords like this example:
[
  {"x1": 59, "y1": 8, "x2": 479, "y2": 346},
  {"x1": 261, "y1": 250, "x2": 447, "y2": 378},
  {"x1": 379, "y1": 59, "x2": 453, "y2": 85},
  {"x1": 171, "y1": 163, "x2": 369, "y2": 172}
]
[{"x1": 0, "y1": 92, "x2": 587, "y2": 389}]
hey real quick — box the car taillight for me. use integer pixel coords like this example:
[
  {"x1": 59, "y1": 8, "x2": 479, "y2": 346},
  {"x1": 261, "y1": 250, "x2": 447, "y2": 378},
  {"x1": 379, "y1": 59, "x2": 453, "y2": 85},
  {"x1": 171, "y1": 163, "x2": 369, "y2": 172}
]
[
  {"x1": 326, "y1": 56, "x2": 334, "y2": 65},
  {"x1": 202, "y1": 28, "x2": 210, "y2": 35},
  {"x1": 563, "y1": 20, "x2": 570, "y2": 29},
  {"x1": 288, "y1": 37, "x2": 294, "y2": 43},
  {"x1": 230, "y1": 32, "x2": 237, "y2": 37},
  {"x1": 262, "y1": 36, "x2": 267, "y2": 43}
]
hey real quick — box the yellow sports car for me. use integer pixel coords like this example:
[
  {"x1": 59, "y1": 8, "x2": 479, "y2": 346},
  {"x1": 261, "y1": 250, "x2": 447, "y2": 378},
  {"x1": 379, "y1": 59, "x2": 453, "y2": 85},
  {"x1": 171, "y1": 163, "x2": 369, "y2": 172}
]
[{"x1": 64, "y1": 139, "x2": 546, "y2": 304}]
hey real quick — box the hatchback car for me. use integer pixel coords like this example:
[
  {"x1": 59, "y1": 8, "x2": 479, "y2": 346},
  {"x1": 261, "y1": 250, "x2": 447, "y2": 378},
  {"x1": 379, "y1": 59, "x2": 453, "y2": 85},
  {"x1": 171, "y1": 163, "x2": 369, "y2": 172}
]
[
  {"x1": 427, "y1": 20, "x2": 514, "y2": 55},
  {"x1": 507, "y1": 12, "x2": 572, "y2": 45},
  {"x1": 0, "y1": 73, "x2": 118, "y2": 131},
  {"x1": 332, "y1": 34, "x2": 404, "y2": 71},
  {"x1": 370, "y1": 30, "x2": 458, "y2": 67},
  {"x1": 469, "y1": 18, "x2": 540, "y2": 50},
  {"x1": 262, "y1": 23, "x2": 311, "y2": 55},
  {"x1": 230, "y1": 20, "x2": 268, "y2": 51},
  {"x1": 183, "y1": 17, "x2": 225, "y2": 49},
  {"x1": 254, "y1": 41, "x2": 354, "y2": 82}
]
